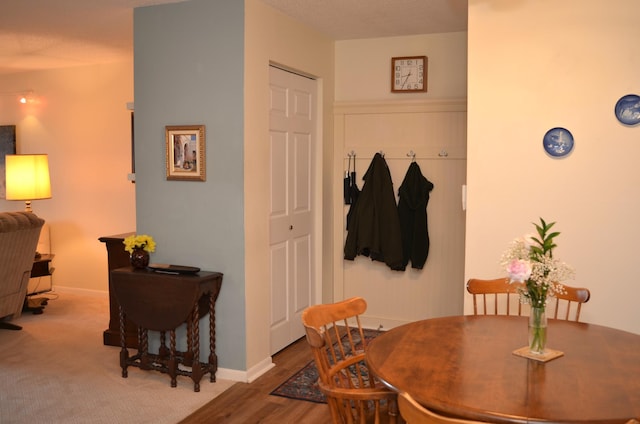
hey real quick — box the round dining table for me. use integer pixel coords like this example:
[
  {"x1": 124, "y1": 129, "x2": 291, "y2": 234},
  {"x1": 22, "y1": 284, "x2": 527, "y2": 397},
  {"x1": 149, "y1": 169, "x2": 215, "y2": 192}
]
[{"x1": 365, "y1": 315, "x2": 640, "y2": 424}]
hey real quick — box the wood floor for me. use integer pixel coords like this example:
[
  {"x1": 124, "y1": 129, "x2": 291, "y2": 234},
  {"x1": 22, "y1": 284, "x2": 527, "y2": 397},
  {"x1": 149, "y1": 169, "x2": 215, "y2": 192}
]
[{"x1": 177, "y1": 337, "x2": 332, "y2": 423}]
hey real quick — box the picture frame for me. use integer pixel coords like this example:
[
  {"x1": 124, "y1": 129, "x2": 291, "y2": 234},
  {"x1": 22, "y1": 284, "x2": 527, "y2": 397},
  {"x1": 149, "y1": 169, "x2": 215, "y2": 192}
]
[
  {"x1": 0, "y1": 125, "x2": 17, "y2": 198},
  {"x1": 165, "y1": 125, "x2": 206, "y2": 181}
]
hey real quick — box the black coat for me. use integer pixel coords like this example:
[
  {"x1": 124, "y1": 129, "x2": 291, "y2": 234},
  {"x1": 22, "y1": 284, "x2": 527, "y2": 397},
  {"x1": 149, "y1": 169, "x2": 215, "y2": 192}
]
[
  {"x1": 344, "y1": 153, "x2": 404, "y2": 271},
  {"x1": 397, "y1": 162, "x2": 434, "y2": 269}
]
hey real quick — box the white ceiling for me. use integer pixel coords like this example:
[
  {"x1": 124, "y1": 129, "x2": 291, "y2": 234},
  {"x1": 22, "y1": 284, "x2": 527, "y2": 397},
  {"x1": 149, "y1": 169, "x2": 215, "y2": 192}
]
[
  {"x1": 261, "y1": 0, "x2": 467, "y2": 40},
  {"x1": 0, "y1": 0, "x2": 467, "y2": 76}
]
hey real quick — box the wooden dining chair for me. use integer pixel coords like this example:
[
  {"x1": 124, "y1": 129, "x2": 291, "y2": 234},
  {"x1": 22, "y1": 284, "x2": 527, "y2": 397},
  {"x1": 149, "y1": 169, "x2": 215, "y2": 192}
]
[
  {"x1": 466, "y1": 278, "x2": 524, "y2": 316},
  {"x1": 397, "y1": 392, "x2": 486, "y2": 424},
  {"x1": 466, "y1": 278, "x2": 590, "y2": 322},
  {"x1": 301, "y1": 297, "x2": 399, "y2": 424},
  {"x1": 547, "y1": 284, "x2": 590, "y2": 322}
]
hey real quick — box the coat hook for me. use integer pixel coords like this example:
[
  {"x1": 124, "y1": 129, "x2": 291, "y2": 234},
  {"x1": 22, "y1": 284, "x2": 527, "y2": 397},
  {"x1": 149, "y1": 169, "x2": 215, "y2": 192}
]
[
  {"x1": 378, "y1": 150, "x2": 385, "y2": 158},
  {"x1": 438, "y1": 149, "x2": 449, "y2": 158},
  {"x1": 348, "y1": 150, "x2": 356, "y2": 158},
  {"x1": 407, "y1": 150, "x2": 416, "y2": 162}
]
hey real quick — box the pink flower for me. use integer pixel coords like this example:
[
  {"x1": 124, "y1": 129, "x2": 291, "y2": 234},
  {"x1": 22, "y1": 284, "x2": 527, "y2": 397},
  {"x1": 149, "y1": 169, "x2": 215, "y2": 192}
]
[{"x1": 506, "y1": 259, "x2": 532, "y2": 283}]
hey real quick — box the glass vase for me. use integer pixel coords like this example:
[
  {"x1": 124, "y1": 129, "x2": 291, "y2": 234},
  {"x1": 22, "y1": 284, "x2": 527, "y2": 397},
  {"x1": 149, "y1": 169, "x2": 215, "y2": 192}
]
[
  {"x1": 529, "y1": 306, "x2": 547, "y2": 354},
  {"x1": 130, "y1": 248, "x2": 150, "y2": 269}
]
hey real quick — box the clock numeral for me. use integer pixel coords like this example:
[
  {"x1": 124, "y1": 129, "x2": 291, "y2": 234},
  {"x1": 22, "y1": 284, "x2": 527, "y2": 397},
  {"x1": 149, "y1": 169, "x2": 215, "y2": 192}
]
[
  {"x1": 395, "y1": 66, "x2": 401, "y2": 71},
  {"x1": 407, "y1": 60, "x2": 413, "y2": 65}
]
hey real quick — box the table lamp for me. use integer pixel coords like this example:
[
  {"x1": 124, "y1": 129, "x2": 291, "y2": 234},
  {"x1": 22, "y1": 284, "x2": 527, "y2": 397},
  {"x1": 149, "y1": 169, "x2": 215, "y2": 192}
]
[{"x1": 5, "y1": 154, "x2": 52, "y2": 213}]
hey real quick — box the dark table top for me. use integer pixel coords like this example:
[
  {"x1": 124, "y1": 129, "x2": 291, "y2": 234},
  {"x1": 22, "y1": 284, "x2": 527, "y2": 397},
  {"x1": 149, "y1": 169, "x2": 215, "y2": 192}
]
[
  {"x1": 366, "y1": 315, "x2": 640, "y2": 424},
  {"x1": 111, "y1": 267, "x2": 222, "y2": 331}
]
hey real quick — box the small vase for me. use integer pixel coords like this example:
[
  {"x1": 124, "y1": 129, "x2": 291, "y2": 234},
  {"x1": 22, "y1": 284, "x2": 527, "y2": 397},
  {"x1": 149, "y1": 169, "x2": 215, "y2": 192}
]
[
  {"x1": 130, "y1": 248, "x2": 150, "y2": 269},
  {"x1": 529, "y1": 306, "x2": 547, "y2": 354}
]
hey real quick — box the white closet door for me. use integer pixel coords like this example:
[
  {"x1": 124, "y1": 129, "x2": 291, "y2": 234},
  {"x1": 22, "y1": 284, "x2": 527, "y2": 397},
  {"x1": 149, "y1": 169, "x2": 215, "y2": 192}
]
[{"x1": 269, "y1": 66, "x2": 316, "y2": 354}]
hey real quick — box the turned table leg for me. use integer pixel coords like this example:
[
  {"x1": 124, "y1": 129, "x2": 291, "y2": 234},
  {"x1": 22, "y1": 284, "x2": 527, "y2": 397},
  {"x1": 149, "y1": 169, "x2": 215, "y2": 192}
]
[
  {"x1": 139, "y1": 327, "x2": 150, "y2": 370},
  {"x1": 169, "y1": 329, "x2": 177, "y2": 388},
  {"x1": 189, "y1": 304, "x2": 202, "y2": 392},
  {"x1": 159, "y1": 331, "x2": 169, "y2": 358},
  {"x1": 209, "y1": 292, "x2": 217, "y2": 382},
  {"x1": 118, "y1": 306, "x2": 129, "y2": 378}
]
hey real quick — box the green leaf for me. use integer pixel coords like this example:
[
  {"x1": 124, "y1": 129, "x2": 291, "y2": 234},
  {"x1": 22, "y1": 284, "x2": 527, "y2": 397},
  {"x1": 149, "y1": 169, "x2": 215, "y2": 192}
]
[{"x1": 546, "y1": 231, "x2": 560, "y2": 240}]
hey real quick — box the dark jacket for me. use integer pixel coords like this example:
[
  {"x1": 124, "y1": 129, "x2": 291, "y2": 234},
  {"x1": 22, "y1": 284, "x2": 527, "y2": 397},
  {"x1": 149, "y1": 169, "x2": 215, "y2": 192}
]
[
  {"x1": 344, "y1": 153, "x2": 404, "y2": 271},
  {"x1": 397, "y1": 162, "x2": 434, "y2": 269}
]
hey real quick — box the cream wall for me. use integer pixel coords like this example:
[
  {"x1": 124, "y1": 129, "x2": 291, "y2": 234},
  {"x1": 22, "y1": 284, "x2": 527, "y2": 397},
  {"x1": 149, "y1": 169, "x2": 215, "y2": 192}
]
[
  {"x1": 333, "y1": 33, "x2": 468, "y2": 327},
  {"x1": 0, "y1": 61, "x2": 136, "y2": 293},
  {"x1": 244, "y1": 0, "x2": 334, "y2": 372},
  {"x1": 466, "y1": 0, "x2": 640, "y2": 334},
  {"x1": 335, "y1": 32, "x2": 467, "y2": 101}
]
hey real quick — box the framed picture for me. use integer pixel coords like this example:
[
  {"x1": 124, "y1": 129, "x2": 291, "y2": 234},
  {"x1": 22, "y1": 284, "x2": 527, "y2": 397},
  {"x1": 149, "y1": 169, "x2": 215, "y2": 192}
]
[
  {"x1": 0, "y1": 125, "x2": 17, "y2": 198},
  {"x1": 165, "y1": 125, "x2": 206, "y2": 181}
]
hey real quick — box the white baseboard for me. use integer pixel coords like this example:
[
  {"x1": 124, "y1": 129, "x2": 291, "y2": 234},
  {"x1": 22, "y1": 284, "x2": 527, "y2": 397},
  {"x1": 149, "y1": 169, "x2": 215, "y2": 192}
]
[
  {"x1": 216, "y1": 356, "x2": 275, "y2": 383},
  {"x1": 246, "y1": 356, "x2": 276, "y2": 383}
]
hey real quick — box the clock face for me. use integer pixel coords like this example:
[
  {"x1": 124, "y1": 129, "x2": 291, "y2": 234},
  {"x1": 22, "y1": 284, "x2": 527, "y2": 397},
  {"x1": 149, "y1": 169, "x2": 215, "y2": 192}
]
[{"x1": 392, "y1": 56, "x2": 427, "y2": 92}]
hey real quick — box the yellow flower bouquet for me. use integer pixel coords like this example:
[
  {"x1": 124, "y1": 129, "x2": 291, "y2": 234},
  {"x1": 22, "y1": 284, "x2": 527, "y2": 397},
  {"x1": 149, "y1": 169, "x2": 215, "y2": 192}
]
[{"x1": 123, "y1": 234, "x2": 156, "y2": 254}]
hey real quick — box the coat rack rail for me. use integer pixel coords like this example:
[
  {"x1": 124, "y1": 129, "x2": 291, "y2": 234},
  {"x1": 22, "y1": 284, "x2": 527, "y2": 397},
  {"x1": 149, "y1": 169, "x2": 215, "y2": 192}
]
[{"x1": 344, "y1": 149, "x2": 451, "y2": 160}]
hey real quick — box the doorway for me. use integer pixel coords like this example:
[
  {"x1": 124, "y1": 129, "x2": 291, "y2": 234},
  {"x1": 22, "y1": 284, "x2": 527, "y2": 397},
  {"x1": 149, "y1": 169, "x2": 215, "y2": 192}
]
[{"x1": 268, "y1": 65, "x2": 317, "y2": 354}]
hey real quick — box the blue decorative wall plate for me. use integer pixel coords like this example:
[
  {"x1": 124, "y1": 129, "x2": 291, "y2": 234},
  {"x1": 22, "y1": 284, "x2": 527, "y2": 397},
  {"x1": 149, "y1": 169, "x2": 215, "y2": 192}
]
[
  {"x1": 615, "y1": 94, "x2": 640, "y2": 126},
  {"x1": 543, "y1": 127, "x2": 574, "y2": 157}
]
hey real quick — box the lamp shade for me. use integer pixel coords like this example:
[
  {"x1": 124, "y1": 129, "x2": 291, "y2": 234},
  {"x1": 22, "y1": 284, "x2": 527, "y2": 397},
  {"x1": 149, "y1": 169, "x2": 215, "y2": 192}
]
[{"x1": 5, "y1": 154, "x2": 52, "y2": 201}]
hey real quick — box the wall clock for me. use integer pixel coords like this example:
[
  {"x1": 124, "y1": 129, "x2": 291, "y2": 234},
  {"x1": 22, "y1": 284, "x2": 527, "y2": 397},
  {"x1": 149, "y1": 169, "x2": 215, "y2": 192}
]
[{"x1": 391, "y1": 56, "x2": 427, "y2": 93}]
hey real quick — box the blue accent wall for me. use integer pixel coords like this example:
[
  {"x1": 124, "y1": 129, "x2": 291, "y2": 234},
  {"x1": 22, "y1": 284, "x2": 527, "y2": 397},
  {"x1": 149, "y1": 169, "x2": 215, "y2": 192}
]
[{"x1": 134, "y1": 0, "x2": 246, "y2": 370}]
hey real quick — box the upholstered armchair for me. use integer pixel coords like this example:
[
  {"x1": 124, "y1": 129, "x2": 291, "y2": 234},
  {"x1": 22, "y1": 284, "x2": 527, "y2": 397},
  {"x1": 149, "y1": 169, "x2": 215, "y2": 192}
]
[{"x1": 0, "y1": 211, "x2": 44, "y2": 330}]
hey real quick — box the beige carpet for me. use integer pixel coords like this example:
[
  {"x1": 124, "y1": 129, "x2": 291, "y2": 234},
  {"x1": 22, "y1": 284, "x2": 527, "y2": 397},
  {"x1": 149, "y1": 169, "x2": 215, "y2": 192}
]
[{"x1": 0, "y1": 289, "x2": 234, "y2": 424}]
